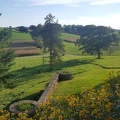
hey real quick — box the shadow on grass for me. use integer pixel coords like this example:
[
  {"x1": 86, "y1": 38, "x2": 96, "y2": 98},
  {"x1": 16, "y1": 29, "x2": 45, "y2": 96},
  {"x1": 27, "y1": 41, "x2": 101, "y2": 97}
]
[
  {"x1": 90, "y1": 62, "x2": 120, "y2": 69},
  {"x1": 4, "y1": 90, "x2": 44, "y2": 111},
  {"x1": 12, "y1": 64, "x2": 50, "y2": 84},
  {"x1": 12, "y1": 58, "x2": 95, "y2": 85},
  {"x1": 54, "y1": 58, "x2": 96, "y2": 70}
]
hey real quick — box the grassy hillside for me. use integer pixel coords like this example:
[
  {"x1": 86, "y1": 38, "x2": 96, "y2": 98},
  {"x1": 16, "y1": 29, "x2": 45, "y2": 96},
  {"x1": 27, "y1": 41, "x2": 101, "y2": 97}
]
[
  {"x1": 11, "y1": 30, "x2": 32, "y2": 41},
  {"x1": 7, "y1": 31, "x2": 40, "y2": 56},
  {"x1": 61, "y1": 33, "x2": 80, "y2": 39},
  {"x1": 61, "y1": 33, "x2": 80, "y2": 42},
  {"x1": 0, "y1": 55, "x2": 120, "y2": 110}
]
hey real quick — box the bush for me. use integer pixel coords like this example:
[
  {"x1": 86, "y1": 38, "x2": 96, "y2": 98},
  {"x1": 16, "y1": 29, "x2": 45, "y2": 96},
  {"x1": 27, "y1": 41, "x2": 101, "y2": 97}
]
[
  {"x1": 0, "y1": 81, "x2": 4, "y2": 90},
  {"x1": 5, "y1": 79, "x2": 17, "y2": 89}
]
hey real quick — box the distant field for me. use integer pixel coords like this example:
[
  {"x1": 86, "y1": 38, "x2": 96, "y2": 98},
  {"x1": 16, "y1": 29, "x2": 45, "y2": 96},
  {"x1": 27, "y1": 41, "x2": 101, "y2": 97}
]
[
  {"x1": 11, "y1": 31, "x2": 32, "y2": 41},
  {"x1": 61, "y1": 33, "x2": 80, "y2": 42},
  {"x1": 7, "y1": 31, "x2": 41, "y2": 56},
  {"x1": 7, "y1": 40, "x2": 40, "y2": 56},
  {"x1": 63, "y1": 41, "x2": 81, "y2": 55},
  {"x1": 8, "y1": 31, "x2": 81, "y2": 56}
]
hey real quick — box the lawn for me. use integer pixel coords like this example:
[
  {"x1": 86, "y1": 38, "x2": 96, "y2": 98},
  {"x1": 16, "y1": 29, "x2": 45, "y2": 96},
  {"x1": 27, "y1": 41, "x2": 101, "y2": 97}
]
[
  {"x1": 0, "y1": 55, "x2": 120, "y2": 110},
  {"x1": 61, "y1": 33, "x2": 80, "y2": 39},
  {"x1": 11, "y1": 30, "x2": 32, "y2": 41}
]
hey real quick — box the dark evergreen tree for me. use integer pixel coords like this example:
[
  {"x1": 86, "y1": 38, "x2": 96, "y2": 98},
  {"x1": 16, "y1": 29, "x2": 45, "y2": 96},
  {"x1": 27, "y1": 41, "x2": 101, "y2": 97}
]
[
  {"x1": 42, "y1": 13, "x2": 65, "y2": 70},
  {"x1": 0, "y1": 28, "x2": 15, "y2": 83}
]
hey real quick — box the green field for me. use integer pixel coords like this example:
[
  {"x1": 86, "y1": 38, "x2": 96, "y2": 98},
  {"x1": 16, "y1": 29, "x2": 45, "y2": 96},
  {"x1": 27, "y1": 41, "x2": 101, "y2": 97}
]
[
  {"x1": 61, "y1": 33, "x2": 80, "y2": 39},
  {"x1": 11, "y1": 30, "x2": 32, "y2": 41},
  {"x1": 0, "y1": 55, "x2": 120, "y2": 110}
]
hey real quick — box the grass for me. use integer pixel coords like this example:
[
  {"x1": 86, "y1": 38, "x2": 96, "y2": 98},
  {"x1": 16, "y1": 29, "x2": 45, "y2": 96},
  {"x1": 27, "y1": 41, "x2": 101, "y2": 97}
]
[
  {"x1": 11, "y1": 31, "x2": 32, "y2": 41},
  {"x1": 61, "y1": 33, "x2": 80, "y2": 39},
  {"x1": 0, "y1": 55, "x2": 120, "y2": 110},
  {"x1": 63, "y1": 41, "x2": 81, "y2": 55}
]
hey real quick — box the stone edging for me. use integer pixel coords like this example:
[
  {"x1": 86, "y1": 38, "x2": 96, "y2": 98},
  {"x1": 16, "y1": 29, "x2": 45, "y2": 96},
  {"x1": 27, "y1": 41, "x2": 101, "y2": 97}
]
[
  {"x1": 9, "y1": 73, "x2": 59, "y2": 114},
  {"x1": 9, "y1": 100, "x2": 38, "y2": 115},
  {"x1": 38, "y1": 73, "x2": 59, "y2": 103}
]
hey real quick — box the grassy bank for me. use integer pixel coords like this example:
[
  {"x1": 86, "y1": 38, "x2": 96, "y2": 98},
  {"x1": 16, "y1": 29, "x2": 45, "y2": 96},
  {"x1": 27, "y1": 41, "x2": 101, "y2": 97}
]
[{"x1": 0, "y1": 55, "x2": 120, "y2": 110}]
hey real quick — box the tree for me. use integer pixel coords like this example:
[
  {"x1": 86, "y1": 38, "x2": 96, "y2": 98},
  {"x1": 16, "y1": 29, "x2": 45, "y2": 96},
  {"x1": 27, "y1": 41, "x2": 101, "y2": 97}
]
[
  {"x1": 42, "y1": 13, "x2": 65, "y2": 70},
  {"x1": 16, "y1": 26, "x2": 28, "y2": 33},
  {"x1": 77, "y1": 25, "x2": 119, "y2": 59},
  {"x1": 0, "y1": 28, "x2": 15, "y2": 83},
  {"x1": 30, "y1": 24, "x2": 44, "y2": 48}
]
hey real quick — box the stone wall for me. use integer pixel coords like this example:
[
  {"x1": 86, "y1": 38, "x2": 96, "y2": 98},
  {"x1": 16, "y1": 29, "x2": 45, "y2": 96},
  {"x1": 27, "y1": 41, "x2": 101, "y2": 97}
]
[{"x1": 38, "y1": 73, "x2": 59, "y2": 103}]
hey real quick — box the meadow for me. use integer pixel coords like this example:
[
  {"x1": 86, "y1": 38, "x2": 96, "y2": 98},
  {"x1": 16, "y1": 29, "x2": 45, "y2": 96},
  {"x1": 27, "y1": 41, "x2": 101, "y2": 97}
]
[
  {"x1": 0, "y1": 55, "x2": 120, "y2": 110},
  {"x1": 0, "y1": 30, "x2": 120, "y2": 113}
]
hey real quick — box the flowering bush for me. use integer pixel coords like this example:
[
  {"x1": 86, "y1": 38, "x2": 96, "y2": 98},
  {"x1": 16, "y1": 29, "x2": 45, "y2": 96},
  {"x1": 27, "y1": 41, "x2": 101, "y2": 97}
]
[{"x1": 0, "y1": 71, "x2": 120, "y2": 120}]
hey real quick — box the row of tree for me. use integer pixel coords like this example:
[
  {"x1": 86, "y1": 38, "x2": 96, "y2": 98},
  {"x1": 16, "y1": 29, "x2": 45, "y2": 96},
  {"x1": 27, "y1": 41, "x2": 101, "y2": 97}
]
[{"x1": 30, "y1": 15, "x2": 120, "y2": 61}]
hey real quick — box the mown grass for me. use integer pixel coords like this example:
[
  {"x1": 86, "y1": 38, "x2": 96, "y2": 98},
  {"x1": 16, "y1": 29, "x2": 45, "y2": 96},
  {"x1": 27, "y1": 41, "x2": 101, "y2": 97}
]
[
  {"x1": 61, "y1": 33, "x2": 80, "y2": 39},
  {"x1": 63, "y1": 42, "x2": 81, "y2": 55},
  {"x1": 11, "y1": 31, "x2": 32, "y2": 41},
  {"x1": 0, "y1": 55, "x2": 120, "y2": 110}
]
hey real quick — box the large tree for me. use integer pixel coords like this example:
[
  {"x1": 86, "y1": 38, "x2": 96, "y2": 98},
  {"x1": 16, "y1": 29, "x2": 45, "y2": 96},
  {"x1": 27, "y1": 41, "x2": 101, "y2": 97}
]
[
  {"x1": 42, "y1": 13, "x2": 65, "y2": 70},
  {"x1": 30, "y1": 24, "x2": 44, "y2": 48},
  {"x1": 0, "y1": 28, "x2": 15, "y2": 83},
  {"x1": 77, "y1": 25, "x2": 119, "y2": 59}
]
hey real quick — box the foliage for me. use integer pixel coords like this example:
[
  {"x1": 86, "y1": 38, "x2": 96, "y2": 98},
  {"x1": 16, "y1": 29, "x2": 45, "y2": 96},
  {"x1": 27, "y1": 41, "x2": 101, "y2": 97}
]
[
  {"x1": 77, "y1": 25, "x2": 120, "y2": 59},
  {"x1": 30, "y1": 24, "x2": 44, "y2": 48},
  {"x1": 16, "y1": 26, "x2": 28, "y2": 33},
  {"x1": 42, "y1": 13, "x2": 65, "y2": 70},
  {"x1": 0, "y1": 28, "x2": 16, "y2": 83},
  {"x1": 31, "y1": 14, "x2": 65, "y2": 70},
  {"x1": 0, "y1": 71, "x2": 120, "y2": 119}
]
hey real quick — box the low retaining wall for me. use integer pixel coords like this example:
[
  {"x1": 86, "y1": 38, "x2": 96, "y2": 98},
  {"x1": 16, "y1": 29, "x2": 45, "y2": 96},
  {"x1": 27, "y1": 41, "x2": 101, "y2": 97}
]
[{"x1": 38, "y1": 73, "x2": 59, "y2": 103}]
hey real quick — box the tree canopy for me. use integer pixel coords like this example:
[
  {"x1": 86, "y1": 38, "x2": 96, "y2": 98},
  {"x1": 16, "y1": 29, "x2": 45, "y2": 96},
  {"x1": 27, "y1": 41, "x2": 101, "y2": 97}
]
[
  {"x1": 42, "y1": 14, "x2": 65, "y2": 70},
  {"x1": 0, "y1": 28, "x2": 15, "y2": 83},
  {"x1": 30, "y1": 13, "x2": 65, "y2": 70},
  {"x1": 77, "y1": 25, "x2": 120, "y2": 59}
]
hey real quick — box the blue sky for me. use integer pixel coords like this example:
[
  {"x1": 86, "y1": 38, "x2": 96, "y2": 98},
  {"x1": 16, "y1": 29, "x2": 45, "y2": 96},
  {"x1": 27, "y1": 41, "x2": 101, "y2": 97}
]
[{"x1": 0, "y1": 0, "x2": 120, "y2": 29}]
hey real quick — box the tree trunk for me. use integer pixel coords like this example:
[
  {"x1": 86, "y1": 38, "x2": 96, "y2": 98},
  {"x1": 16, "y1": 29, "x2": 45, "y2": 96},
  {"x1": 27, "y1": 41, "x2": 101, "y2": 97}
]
[
  {"x1": 97, "y1": 51, "x2": 101, "y2": 59},
  {"x1": 50, "y1": 50, "x2": 53, "y2": 71}
]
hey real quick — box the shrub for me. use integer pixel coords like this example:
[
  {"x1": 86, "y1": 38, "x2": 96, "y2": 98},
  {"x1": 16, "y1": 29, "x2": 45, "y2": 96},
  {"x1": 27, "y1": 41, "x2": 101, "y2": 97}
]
[{"x1": 5, "y1": 79, "x2": 17, "y2": 89}]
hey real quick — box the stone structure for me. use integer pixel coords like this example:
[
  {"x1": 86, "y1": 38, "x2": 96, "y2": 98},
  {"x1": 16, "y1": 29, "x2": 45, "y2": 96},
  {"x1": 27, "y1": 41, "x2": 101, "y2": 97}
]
[
  {"x1": 9, "y1": 100, "x2": 38, "y2": 115},
  {"x1": 9, "y1": 72, "x2": 71, "y2": 115},
  {"x1": 38, "y1": 73, "x2": 59, "y2": 103}
]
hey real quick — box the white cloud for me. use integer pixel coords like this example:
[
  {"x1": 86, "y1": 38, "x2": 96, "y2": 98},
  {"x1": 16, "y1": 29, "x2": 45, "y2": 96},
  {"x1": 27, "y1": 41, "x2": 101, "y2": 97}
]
[
  {"x1": 15, "y1": 0, "x2": 83, "y2": 6},
  {"x1": 90, "y1": 0, "x2": 120, "y2": 5},
  {"x1": 14, "y1": 0, "x2": 120, "y2": 5},
  {"x1": 59, "y1": 13, "x2": 120, "y2": 29}
]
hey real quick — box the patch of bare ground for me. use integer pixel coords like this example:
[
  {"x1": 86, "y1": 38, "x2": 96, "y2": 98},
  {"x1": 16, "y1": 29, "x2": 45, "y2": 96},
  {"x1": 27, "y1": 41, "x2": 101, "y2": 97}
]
[
  {"x1": 64, "y1": 38, "x2": 78, "y2": 43},
  {"x1": 6, "y1": 40, "x2": 41, "y2": 56}
]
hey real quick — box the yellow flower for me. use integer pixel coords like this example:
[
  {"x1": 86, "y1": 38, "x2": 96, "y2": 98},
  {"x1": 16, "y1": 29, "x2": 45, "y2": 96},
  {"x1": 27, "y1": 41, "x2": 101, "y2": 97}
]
[
  {"x1": 58, "y1": 115, "x2": 62, "y2": 120},
  {"x1": 105, "y1": 102, "x2": 112, "y2": 113}
]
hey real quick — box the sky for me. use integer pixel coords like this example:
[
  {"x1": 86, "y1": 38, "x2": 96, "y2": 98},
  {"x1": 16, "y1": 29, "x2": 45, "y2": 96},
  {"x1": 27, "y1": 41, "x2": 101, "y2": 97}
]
[{"x1": 0, "y1": 0, "x2": 120, "y2": 29}]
